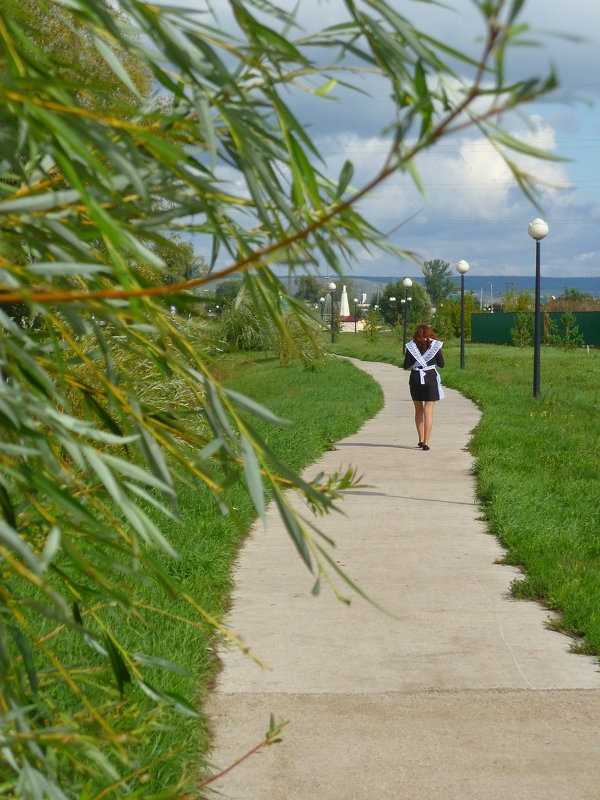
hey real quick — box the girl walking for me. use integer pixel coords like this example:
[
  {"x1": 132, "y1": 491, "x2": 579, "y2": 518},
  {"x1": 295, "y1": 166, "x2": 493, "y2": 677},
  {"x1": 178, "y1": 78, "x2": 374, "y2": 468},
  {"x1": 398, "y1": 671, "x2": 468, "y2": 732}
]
[{"x1": 403, "y1": 324, "x2": 444, "y2": 451}]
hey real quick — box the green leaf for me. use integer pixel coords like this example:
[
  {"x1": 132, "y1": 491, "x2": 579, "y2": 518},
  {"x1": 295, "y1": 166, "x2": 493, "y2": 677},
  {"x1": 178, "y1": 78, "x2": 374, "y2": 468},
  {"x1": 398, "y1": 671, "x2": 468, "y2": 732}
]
[
  {"x1": 335, "y1": 160, "x2": 354, "y2": 201},
  {"x1": 0, "y1": 188, "x2": 81, "y2": 214},
  {"x1": 40, "y1": 527, "x2": 61, "y2": 572},
  {"x1": 273, "y1": 490, "x2": 312, "y2": 570},
  {"x1": 224, "y1": 388, "x2": 290, "y2": 425},
  {"x1": 132, "y1": 652, "x2": 191, "y2": 676},
  {"x1": 0, "y1": 520, "x2": 42, "y2": 575},
  {"x1": 241, "y1": 435, "x2": 265, "y2": 522},
  {"x1": 315, "y1": 78, "x2": 338, "y2": 96},
  {"x1": 90, "y1": 31, "x2": 142, "y2": 99},
  {"x1": 135, "y1": 678, "x2": 200, "y2": 717},
  {"x1": 10, "y1": 626, "x2": 38, "y2": 697},
  {"x1": 0, "y1": 484, "x2": 16, "y2": 527},
  {"x1": 104, "y1": 633, "x2": 131, "y2": 697}
]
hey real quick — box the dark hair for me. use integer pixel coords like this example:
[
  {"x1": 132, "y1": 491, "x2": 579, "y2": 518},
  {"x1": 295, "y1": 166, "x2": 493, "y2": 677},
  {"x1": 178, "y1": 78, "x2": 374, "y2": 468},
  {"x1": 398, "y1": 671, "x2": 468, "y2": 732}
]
[{"x1": 413, "y1": 324, "x2": 437, "y2": 354}]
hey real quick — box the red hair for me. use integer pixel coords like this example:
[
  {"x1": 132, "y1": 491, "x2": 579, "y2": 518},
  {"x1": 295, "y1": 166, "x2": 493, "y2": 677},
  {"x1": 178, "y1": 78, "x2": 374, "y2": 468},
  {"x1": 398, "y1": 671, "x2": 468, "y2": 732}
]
[{"x1": 413, "y1": 324, "x2": 437, "y2": 354}]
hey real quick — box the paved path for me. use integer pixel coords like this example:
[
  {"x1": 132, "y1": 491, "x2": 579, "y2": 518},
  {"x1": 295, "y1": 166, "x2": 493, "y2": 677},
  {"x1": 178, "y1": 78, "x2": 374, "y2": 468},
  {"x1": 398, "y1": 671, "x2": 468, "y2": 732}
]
[{"x1": 204, "y1": 359, "x2": 600, "y2": 799}]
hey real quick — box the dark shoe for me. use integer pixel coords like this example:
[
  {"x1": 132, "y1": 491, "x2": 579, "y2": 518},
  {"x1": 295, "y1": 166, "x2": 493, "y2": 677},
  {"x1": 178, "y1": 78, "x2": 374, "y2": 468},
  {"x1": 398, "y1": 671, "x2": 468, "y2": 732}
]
[
  {"x1": 422, "y1": 444, "x2": 430, "y2": 451},
  {"x1": 418, "y1": 441, "x2": 424, "y2": 448}
]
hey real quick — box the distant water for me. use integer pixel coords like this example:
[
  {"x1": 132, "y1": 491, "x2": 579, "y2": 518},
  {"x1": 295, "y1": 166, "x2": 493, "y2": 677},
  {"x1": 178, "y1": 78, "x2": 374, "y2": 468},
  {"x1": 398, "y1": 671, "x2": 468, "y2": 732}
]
[
  {"x1": 459, "y1": 275, "x2": 600, "y2": 298},
  {"x1": 349, "y1": 274, "x2": 600, "y2": 298}
]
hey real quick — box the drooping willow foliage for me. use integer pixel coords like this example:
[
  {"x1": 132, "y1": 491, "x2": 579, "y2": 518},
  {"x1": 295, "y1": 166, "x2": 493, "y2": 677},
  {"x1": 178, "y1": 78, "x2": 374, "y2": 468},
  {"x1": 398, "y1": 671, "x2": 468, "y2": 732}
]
[{"x1": 0, "y1": 0, "x2": 559, "y2": 796}]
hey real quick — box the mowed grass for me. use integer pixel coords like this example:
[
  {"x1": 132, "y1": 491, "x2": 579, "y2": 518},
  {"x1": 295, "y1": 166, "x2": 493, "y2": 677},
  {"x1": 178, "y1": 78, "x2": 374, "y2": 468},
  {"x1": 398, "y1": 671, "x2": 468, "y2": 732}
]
[
  {"x1": 35, "y1": 351, "x2": 383, "y2": 790},
  {"x1": 333, "y1": 333, "x2": 600, "y2": 656}
]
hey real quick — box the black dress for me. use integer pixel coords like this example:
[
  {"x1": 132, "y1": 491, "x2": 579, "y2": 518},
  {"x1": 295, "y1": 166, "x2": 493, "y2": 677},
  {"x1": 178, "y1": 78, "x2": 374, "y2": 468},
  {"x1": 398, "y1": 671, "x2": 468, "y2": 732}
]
[{"x1": 403, "y1": 345, "x2": 445, "y2": 401}]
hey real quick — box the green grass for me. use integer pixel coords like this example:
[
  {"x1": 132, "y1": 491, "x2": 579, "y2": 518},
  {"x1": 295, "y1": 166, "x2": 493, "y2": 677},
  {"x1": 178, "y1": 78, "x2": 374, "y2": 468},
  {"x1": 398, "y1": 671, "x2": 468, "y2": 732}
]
[
  {"x1": 152, "y1": 354, "x2": 383, "y2": 783},
  {"x1": 30, "y1": 351, "x2": 383, "y2": 792},
  {"x1": 333, "y1": 332, "x2": 600, "y2": 656}
]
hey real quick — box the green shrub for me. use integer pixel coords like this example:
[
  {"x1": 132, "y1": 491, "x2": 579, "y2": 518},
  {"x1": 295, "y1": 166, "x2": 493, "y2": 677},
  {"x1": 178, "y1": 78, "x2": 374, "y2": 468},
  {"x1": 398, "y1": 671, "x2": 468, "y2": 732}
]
[
  {"x1": 547, "y1": 311, "x2": 585, "y2": 350},
  {"x1": 217, "y1": 296, "x2": 272, "y2": 351},
  {"x1": 511, "y1": 312, "x2": 534, "y2": 347},
  {"x1": 363, "y1": 308, "x2": 383, "y2": 344},
  {"x1": 272, "y1": 311, "x2": 324, "y2": 371}
]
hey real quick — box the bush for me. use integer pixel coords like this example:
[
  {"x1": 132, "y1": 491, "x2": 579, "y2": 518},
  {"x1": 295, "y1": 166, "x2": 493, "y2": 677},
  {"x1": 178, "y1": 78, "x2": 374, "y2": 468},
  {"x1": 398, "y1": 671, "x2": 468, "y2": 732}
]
[
  {"x1": 271, "y1": 311, "x2": 324, "y2": 371},
  {"x1": 511, "y1": 312, "x2": 534, "y2": 348},
  {"x1": 433, "y1": 302, "x2": 455, "y2": 342},
  {"x1": 363, "y1": 308, "x2": 383, "y2": 344},
  {"x1": 217, "y1": 296, "x2": 272, "y2": 351},
  {"x1": 547, "y1": 311, "x2": 585, "y2": 350}
]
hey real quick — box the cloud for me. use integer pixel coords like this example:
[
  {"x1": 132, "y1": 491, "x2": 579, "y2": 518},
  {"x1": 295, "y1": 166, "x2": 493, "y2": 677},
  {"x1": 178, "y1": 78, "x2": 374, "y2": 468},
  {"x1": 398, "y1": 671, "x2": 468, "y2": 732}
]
[{"x1": 161, "y1": 0, "x2": 600, "y2": 279}]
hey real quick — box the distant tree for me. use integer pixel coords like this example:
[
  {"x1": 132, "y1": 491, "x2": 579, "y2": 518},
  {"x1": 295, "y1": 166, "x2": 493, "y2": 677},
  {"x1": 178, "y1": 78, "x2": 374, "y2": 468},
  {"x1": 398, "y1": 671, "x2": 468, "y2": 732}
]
[
  {"x1": 405, "y1": 281, "x2": 433, "y2": 330},
  {"x1": 215, "y1": 279, "x2": 242, "y2": 305},
  {"x1": 379, "y1": 280, "x2": 432, "y2": 330},
  {"x1": 503, "y1": 288, "x2": 533, "y2": 311},
  {"x1": 156, "y1": 236, "x2": 208, "y2": 284},
  {"x1": 422, "y1": 259, "x2": 455, "y2": 304},
  {"x1": 434, "y1": 292, "x2": 477, "y2": 339},
  {"x1": 295, "y1": 275, "x2": 323, "y2": 304},
  {"x1": 545, "y1": 287, "x2": 599, "y2": 313},
  {"x1": 562, "y1": 287, "x2": 593, "y2": 302},
  {"x1": 379, "y1": 282, "x2": 403, "y2": 327}
]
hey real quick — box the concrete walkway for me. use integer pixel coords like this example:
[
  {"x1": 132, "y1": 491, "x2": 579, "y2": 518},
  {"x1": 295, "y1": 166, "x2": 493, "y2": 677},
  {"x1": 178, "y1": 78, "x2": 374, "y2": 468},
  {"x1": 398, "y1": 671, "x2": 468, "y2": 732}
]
[{"x1": 204, "y1": 359, "x2": 600, "y2": 799}]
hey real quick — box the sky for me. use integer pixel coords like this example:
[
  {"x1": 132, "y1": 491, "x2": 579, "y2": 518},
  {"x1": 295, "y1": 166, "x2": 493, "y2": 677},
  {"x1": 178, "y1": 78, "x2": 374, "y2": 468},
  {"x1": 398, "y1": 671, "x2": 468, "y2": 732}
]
[{"x1": 174, "y1": 1, "x2": 600, "y2": 279}]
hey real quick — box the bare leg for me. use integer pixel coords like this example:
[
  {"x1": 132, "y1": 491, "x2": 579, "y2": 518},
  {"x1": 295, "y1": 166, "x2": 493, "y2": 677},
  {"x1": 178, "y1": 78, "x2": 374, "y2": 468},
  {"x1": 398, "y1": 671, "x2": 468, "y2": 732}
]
[
  {"x1": 413, "y1": 400, "x2": 424, "y2": 444},
  {"x1": 423, "y1": 401, "x2": 435, "y2": 445}
]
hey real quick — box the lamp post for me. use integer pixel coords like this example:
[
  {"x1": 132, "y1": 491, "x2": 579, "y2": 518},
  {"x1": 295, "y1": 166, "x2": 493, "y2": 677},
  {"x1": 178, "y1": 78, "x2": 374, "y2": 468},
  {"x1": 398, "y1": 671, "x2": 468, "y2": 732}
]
[
  {"x1": 456, "y1": 259, "x2": 470, "y2": 369},
  {"x1": 388, "y1": 297, "x2": 396, "y2": 328},
  {"x1": 319, "y1": 296, "x2": 325, "y2": 320},
  {"x1": 328, "y1": 282, "x2": 336, "y2": 344},
  {"x1": 528, "y1": 218, "x2": 549, "y2": 399},
  {"x1": 353, "y1": 297, "x2": 359, "y2": 333},
  {"x1": 402, "y1": 277, "x2": 413, "y2": 350}
]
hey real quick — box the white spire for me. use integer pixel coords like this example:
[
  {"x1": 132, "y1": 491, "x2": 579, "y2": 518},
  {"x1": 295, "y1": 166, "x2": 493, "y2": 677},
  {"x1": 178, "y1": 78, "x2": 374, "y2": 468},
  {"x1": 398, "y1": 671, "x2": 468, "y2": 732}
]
[{"x1": 340, "y1": 284, "x2": 350, "y2": 317}]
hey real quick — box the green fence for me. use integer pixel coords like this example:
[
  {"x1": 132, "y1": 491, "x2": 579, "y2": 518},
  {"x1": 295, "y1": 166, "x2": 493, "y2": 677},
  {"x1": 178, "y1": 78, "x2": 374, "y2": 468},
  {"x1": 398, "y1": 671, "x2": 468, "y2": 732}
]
[{"x1": 471, "y1": 311, "x2": 600, "y2": 345}]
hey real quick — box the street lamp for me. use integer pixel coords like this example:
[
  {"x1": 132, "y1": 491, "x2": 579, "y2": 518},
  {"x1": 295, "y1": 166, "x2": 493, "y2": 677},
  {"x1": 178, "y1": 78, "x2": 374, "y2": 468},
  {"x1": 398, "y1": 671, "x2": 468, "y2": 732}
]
[
  {"x1": 402, "y1": 277, "x2": 413, "y2": 350},
  {"x1": 528, "y1": 218, "x2": 549, "y2": 399},
  {"x1": 328, "y1": 282, "x2": 336, "y2": 344},
  {"x1": 353, "y1": 297, "x2": 359, "y2": 333},
  {"x1": 388, "y1": 296, "x2": 396, "y2": 329},
  {"x1": 456, "y1": 259, "x2": 470, "y2": 369},
  {"x1": 319, "y1": 296, "x2": 325, "y2": 320}
]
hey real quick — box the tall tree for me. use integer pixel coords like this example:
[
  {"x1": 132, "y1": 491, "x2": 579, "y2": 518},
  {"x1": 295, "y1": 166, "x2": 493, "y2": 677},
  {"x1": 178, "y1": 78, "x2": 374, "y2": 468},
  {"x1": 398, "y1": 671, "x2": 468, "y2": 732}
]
[
  {"x1": 0, "y1": 0, "x2": 561, "y2": 795},
  {"x1": 295, "y1": 274, "x2": 323, "y2": 304},
  {"x1": 422, "y1": 259, "x2": 456, "y2": 304},
  {"x1": 380, "y1": 280, "x2": 432, "y2": 328}
]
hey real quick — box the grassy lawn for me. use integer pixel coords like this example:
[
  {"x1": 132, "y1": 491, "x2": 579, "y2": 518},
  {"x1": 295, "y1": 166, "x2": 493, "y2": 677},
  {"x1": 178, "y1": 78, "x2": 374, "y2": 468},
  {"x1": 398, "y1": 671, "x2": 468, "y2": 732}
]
[
  {"x1": 34, "y1": 350, "x2": 383, "y2": 791},
  {"x1": 333, "y1": 332, "x2": 600, "y2": 657}
]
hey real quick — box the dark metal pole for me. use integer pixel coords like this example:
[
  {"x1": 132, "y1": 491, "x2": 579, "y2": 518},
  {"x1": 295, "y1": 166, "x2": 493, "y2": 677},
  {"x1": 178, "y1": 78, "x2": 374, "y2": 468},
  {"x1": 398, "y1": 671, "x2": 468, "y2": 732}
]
[
  {"x1": 402, "y1": 289, "x2": 408, "y2": 350},
  {"x1": 330, "y1": 292, "x2": 335, "y2": 344},
  {"x1": 460, "y1": 272, "x2": 466, "y2": 369},
  {"x1": 533, "y1": 239, "x2": 541, "y2": 399}
]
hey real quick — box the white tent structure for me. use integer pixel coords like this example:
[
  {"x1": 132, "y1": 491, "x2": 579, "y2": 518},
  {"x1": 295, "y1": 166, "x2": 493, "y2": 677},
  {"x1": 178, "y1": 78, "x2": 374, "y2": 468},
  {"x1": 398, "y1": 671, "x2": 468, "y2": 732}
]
[{"x1": 340, "y1": 284, "x2": 350, "y2": 318}]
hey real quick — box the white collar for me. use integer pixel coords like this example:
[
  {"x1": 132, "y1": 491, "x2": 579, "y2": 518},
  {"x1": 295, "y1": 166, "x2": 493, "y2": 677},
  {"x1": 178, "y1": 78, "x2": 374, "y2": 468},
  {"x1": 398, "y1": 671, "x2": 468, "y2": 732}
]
[{"x1": 407, "y1": 339, "x2": 442, "y2": 364}]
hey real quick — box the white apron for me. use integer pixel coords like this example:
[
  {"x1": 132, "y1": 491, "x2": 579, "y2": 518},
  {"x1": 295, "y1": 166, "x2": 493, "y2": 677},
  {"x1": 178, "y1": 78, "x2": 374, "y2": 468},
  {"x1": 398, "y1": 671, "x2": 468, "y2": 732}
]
[{"x1": 406, "y1": 340, "x2": 444, "y2": 400}]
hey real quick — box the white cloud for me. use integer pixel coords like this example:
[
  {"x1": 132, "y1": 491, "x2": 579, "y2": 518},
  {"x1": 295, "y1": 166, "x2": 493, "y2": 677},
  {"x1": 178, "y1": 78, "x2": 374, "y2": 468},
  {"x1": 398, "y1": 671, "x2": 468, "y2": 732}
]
[{"x1": 161, "y1": 0, "x2": 600, "y2": 278}]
